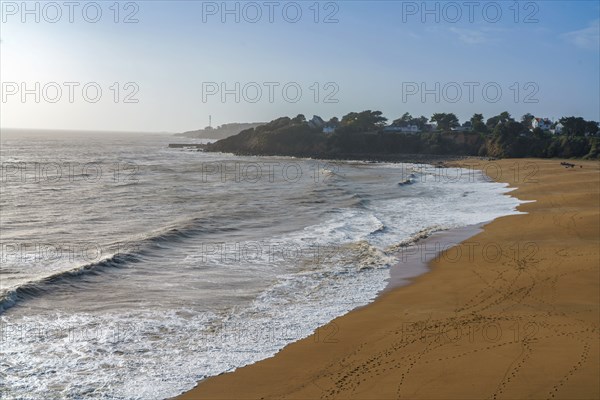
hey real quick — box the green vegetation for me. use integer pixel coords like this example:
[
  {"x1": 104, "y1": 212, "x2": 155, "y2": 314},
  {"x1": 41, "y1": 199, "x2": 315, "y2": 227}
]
[
  {"x1": 208, "y1": 117, "x2": 329, "y2": 156},
  {"x1": 337, "y1": 110, "x2": 388, "y2": 133},
  {"x1": 206, "y1": 111, "x2": 600, "y2": 160},
  {"x1": 430, "y1": 113, "x2": 460, "y2": 131}
]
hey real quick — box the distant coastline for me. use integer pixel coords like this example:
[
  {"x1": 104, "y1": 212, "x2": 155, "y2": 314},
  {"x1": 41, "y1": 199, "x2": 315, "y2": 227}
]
[{"x1": 175, "y1": 122, "x2": 265, "y2": 140}]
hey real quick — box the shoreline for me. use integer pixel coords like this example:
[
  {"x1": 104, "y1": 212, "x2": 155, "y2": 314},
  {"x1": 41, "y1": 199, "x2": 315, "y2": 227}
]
[
  {"x1": 175, "y1": 158, "x2": 599, "y2": 400},
  {"x1": 384, "y1": 223, "x2": 485, "y2": 292},
  {"x1": 168, "y1": 143, "x2": 488, "y2": 165}
]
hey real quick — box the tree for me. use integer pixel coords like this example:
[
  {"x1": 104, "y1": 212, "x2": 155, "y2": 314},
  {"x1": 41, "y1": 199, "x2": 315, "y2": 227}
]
[
  {"x1": 486, "y1": 116, "x2": 500, "y2": 129},
  {"x1": 532, "y1": 127, "x2": 546, "y2": 138},
  {"x1": 391, "y1": 118, "x2": 404, "y2": 127},
  {"x1": 486, "y1": 111, "x2": 514, "y2": 130},
  {"x1": 470, "y1": 113, "x2": 487, "y2": 133},
  {"x1": 391, "y1": 112, "x2": 412, "y2": 126},
  {"x1": 493, "y1": 121, "x2": 526, "y2": 138},
  {"x1": 292, "y1": 114, "x2": 306, "y2": 124},
  {"x1": 400, "y1": 112, "x2": 412, "y2": 122},
  {"x1": 559, "y1": 116, "x2": 587, "y2": 136},
  {"x1": 585, "y1": 121, "x2": 599, "y2": 136},
  {"x1": 392, "y1": 113, "x2": 429, "y2": 130},
  {"x1": 430, "y1": 113, "x2": 459, "y2": 131},
  {"x1": 327, "y1": 117, "x2": 339, "y2": 126},
  {"x1": 446, "y1": 114, "x2": 460, "y2": 130},
  {"x1": 260, "y1": 116, "x2": 292, "y2": 131},
  {"x1": 470, "y1": 113, "x2": 484, "y2": 125},
  {"x1": 521, "y1": 113, "x2": 535, "y2": 130},
  {"x1": 367, "y1": 111, "x2": 388, "y2": 129},
  {"x1": 430, "y1": 113, "x2": 444, "y2": 126},
  {"x1": 340, "y1": 110, "x2": 387, "y2": 132},
  {"x1": 340, "y1": 112, "x2": 358, "y2": 126},
  {"x1": 415, "y1": 116, "x2": 429, "y2": 130}
]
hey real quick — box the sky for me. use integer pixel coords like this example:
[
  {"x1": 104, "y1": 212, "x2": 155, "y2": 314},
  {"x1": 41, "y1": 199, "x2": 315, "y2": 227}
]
[{"x1": 1, "y1": 0, "x2": 599, "y2": 132}]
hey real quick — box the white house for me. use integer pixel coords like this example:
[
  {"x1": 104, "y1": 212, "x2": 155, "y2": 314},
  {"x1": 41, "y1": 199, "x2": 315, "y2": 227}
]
[
  {"x1": 383, "y1": 125, "x2": 419, "y2": 134},
  {"x1": 532, "y1": 117, "x2": 552, "y2": 131},
  {"x1": 322, "y1": 126, "x2": 336, "y2": 134},
  {"x1": 551, "y1": 123, "x2": 564, "y2": 135},
  {"x1": 452, "y1": 121, "x2": 473, "y2": 132},
  {"x1": 402, "y1": 125, "x2": 420, "y2": 133}
]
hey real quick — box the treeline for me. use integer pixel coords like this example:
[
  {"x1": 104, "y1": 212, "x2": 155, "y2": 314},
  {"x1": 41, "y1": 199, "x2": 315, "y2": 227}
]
[{"x1": 205, "y1": 111, "x2": 600, "y2": 159}]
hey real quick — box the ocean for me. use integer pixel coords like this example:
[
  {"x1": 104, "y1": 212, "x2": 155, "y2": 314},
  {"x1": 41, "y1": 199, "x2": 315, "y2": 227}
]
[{"x1": 0, "y1": 130, "x2": 523, "y2": 399}]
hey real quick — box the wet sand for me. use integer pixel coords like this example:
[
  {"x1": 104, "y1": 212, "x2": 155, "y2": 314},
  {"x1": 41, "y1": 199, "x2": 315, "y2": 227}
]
[{"x1": 175, "y1": 158, "x2": 600, "y2": 400}]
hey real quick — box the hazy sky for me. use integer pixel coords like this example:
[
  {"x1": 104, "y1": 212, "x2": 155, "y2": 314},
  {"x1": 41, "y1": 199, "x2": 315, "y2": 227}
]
[{"x1": 1, "y1": 1, "x2": 599, "y2": 132}]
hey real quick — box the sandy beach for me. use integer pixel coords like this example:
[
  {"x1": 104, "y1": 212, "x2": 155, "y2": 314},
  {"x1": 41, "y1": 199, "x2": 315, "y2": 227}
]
[{"x1": 176, "y1": 158, "x2": 600, "y2": 400}]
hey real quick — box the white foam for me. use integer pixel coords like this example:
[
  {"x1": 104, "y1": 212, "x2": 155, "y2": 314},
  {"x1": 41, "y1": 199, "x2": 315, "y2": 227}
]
[{"x1": 1, "y1": 165, "x2": 526, "y2": 399}]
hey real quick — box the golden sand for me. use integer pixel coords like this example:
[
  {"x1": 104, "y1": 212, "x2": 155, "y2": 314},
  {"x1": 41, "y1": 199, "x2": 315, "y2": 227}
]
[{"x1": 176, "y1": 158, "x2": 599, "y2": 400}]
